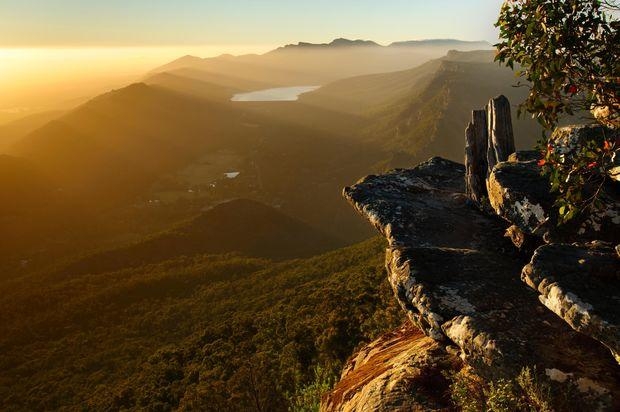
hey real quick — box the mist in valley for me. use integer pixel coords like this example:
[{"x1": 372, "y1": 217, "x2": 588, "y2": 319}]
[{"x1": 1, "y1": 1, "x2": 590, "y2": 410}]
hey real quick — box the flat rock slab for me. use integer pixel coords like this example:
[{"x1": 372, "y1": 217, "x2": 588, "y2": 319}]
[
  {"x1": 321, "y1": 324, "x2": 459, "y2": 412},
  {"x1": 522, "y1": 242, "x2": 620, "y2": 363},
  {"x1": 344, "y1": 157, "x2": 620, "y2": 397}
]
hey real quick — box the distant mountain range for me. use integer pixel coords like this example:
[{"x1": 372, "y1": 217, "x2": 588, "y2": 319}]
[
  {"x1": 390, "y1": 39, "x2": 491, "y2": 48},
  {"x1": 0, "y1": 45, "x2": 541, "y2": 279},
  {"x1": 274, "y1": 38, "x2": 491, "y2": 51},
  {"x1": 149, "y1": 38, "x2": 493, "y2": 87},
  {"x1": 302, "y1": 50, "x2": 541, "y2": 162},
  {"x1": 273, "y1": 38, "x2": 381, "y2": 50}
]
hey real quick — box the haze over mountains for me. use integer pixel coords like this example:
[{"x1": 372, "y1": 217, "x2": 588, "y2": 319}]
[
  {"x1": 0, "y1": 39, "x2": 539, "y2": 277},
  {"x1": 149, "y1": 38, "x2": 492, "y2": 88},
  {"x1": 1, "y1": 37, "x2": 548, "y2": 410}
]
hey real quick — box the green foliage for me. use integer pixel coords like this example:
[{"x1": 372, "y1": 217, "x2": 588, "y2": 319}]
[
  {"x1": 447, "y1": 366, "x2": 603, "y2": 411},
  {"x1": 287, "y1": 365, "x2": 338, "y2": 412},
  {"x1": 0, "y1": 237, "x2": 402, "y2": 411},
  {"x1": 495, "y1": 0, "x2": 619, "y2": 225},
  {"x1": 539, "y1": 129, "x2": 618, "y2": 224},
  {"x1": 495, "y1": 0, "x2": 619, "y2": 129}
]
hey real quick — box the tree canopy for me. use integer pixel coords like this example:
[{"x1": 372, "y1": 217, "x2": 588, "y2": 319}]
[{"x1": 495, "y1": 0, "x2": 619, "y2": 129}]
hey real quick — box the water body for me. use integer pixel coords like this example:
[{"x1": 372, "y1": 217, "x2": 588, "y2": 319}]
[{"x1": 231, "y1": 86, "x2": 320, "y2": 102}]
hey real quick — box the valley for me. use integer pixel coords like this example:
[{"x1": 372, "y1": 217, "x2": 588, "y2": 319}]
[{"x1": 0, "y1": 39, "x2": 548, "y2": 411}]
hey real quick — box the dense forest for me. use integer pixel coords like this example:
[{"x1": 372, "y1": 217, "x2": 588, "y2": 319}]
[{"x1": 0, "y1": 236, "x2": 402, "y2": 410}]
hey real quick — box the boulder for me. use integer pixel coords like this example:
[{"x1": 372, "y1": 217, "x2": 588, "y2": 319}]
[
  {"x1": 522, "y1": 242, "x2": 620, "y2": 363},
  {"x1": 487, "y1": 160, "x2": 553, "y2": 237},
  {"x1": 487, "y1": 155, "x2": 620, "y2": 243},
  {"x1": 344, "y1": 157, "x2": 620, "y2": 397},
  {"x1": 321, "y1": 324, "x2": 460, "y2": 412}
]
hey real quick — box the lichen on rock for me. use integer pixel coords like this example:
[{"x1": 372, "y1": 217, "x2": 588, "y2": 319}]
[{"x1": 331, "y1": 156, "x2": 620, "y2": 411}]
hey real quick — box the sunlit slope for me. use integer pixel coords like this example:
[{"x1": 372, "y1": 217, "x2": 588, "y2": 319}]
[
  {"x1": 299, "y1": 59, "x2": 442, "y2": 115},
  {"x1": 302, "y1": 50, "x2": 541, "y2": 163},
  {"x1": 11, "y1": 83, "x2": 255, "y2": 204},
  {"x1": 0, "y1": 236, "x2": 399, "y2": 411},
  {"x1": 370, "y1": 56, "x2": 541, "y2": 162},
  {"x1": 3, "y1": 80, "x2": 380, "y2": 268},
  {"x1": 55, "y1": 198, "x2": 342, "y2": 277},
  {"x1": 145, "y1": 68, "x2": 274, "y2": 99}
]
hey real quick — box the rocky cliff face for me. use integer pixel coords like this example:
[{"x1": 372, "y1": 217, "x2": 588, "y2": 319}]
[{"x1": 323, "y1": 152, "x2": 620, "y2": 411}]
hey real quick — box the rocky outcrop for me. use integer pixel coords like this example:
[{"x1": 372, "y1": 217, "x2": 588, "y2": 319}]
[
  {"x1": 322, "y1": 324, "x2": 460, "y2": 412},
  {"x1": 487, "y1": 159, "x2": 553, "y2": 236},
  {"x1": 522, "y1": 242, "x2": 620, "y2": 363},
  {"x1": 338, "y1": 157, "x2": 620, "y2": 409},
  {"x1": 487, "y1": 130, "x2": 620, "y2": 242}
]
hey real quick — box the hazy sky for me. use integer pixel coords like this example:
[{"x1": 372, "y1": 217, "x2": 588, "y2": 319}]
[
  {"x1": 0, "y1": 0, "x2": 504, "y2": 47},
  {"x1": 0, "y1": 0, "x2": 505, "y2": 117}
]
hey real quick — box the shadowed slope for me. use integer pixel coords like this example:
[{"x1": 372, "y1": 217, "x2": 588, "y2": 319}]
[{"x1": 55, "y1": 199, "x2": 342, "y2": 277}]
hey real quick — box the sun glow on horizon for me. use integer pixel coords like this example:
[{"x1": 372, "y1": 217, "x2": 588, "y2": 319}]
[{"x1": 0, "y1": 44, "x2": 275, "y2": 121}]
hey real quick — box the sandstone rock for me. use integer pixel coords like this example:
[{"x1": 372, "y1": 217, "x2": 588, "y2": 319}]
[
  {"x1": 487, "y1": 155, "x2": 620, "y2": 242},
  {"x1": 487, "y1": 160, "x2": 553, "y2": 237},
  {"x1": 522, "y1": 242, "x2": 620, "y2": 363},
  {"x1": 344, "y1": 157, "x2": 620, "y2": 396},
  {"x1": 591, "y1": 105, "x2": 620, "y2": 130},
  {"x1": 508, "y1": 150, "x2": 539, "y2": 162},
  {"x1": 486, "y1": 95, "x2": 515, "y2": 174},
  {"x1": 504, "y1": 224, "x2": 541, "y2": 253},
  {"x1": 321, "y1": 324, "x2": 460, "y2": 412},
  {"x1": 465, "y1": 109, "x2": 488, "y2": 205}
]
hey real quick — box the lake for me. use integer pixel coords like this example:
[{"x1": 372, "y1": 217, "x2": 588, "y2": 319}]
[{"x1": 231, "y1": 86, "x2": 320, "y2": 102}]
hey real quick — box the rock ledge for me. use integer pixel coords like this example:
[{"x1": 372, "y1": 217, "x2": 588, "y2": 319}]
[{"x1": 342, "y1": 157, "x2": 619, "y2": 401}]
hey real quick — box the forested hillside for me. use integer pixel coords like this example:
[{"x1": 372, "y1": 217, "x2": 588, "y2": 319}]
[{"x1": 0, "y1": 237, "x2": 402, "y2": 411}]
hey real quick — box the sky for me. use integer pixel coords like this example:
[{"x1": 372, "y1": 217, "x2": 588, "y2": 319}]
[
  {"x1": 0, "y1": 0, "x2": 505, "y2": 118},
  {"x1": 0, "y1": 0, "x2": 504, "y2": 46}
]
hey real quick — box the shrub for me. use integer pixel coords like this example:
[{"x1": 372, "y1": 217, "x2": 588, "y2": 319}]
[{"x1": 495, "y1": 0, "x2": 619, "y2": 225}]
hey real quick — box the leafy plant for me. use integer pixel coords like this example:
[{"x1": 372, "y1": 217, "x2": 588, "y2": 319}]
[
  {"x1": 539, "y1": 126, "x2": 618, "y2": 224},
  {"x1": 447, "y1": 366, "x2": 602, "y2": 411},
  {"x1": 495, "y1": 0, "x2": 619, "y2": 225},
  {"x1": 287, "y1": 365, "x2": 339, "y2": 412},
  {"x1": 495, "y1": 0, "x2": 619, "y2": 128}
]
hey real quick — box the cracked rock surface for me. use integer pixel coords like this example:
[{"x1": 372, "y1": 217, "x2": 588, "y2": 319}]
[
  {"x1": 344, "y1": 157, "x2": 620, "y2": 393},
  {"x1": 522, "y1": 242, "x2": 620, "y2": 363}
]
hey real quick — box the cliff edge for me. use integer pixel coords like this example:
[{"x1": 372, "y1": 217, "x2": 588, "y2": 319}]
[{"x1": 323, "y1": 156, "x2": 620, "y2": 411}]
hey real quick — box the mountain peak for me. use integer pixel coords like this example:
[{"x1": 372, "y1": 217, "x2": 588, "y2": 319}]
[
  {"x1": 328, "y1": 38, "x2": 380, "y2": 47},
  {"x1": 273, "y1": 38, "x2": 381, "y2": 52}
]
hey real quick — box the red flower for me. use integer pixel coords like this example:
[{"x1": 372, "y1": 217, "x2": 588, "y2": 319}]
[
  {"x1": 567, "y1": 84, "x2": 578, "y2": 94},
  {"x1": 587, "y1": 162, "x2": 597, "y2": 169},
  {"x1": 547, "y1": 143, "x2": 554, "y2": 153},
  {"x1": 603, "y1": 140, "x2": 612, "y2": 151},
  {"x1": 538, "y1": 159, "x2": 546, "y2": 166}
]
